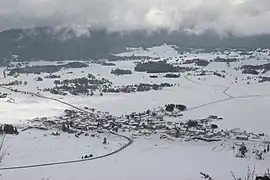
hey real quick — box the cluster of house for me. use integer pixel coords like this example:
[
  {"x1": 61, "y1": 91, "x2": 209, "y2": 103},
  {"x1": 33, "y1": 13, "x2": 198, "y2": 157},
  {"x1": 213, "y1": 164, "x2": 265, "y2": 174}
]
[
  {"x1": 27, "y1": 105, "x2": 184, "y2": 137},
  {"x1": 25, "y1": 105, "x2": 269, "y2": 152}
]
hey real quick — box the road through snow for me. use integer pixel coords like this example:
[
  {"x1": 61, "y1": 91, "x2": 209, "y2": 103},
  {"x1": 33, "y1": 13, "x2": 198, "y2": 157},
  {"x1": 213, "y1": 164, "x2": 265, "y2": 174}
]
[{"x1": 0, "y1": 88, "x2": 133, "y2": 171}]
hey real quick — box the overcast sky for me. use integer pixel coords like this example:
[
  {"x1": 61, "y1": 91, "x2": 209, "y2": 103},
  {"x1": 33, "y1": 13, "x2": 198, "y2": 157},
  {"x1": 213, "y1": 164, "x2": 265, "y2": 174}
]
[{"x1": 1, "y1": 0, "x2": 270, "y2": 36}]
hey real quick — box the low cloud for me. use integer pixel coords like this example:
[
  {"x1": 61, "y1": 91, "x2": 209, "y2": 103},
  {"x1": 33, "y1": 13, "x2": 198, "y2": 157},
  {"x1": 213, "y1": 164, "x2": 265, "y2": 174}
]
[{"x1": 1, "y1": 0, "x2": 270, "y2": 36}]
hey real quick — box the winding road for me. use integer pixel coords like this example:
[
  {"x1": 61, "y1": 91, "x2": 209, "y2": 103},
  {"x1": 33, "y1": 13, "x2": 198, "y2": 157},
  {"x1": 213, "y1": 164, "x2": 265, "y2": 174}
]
[
  {"x1": 0, "y1": 131, "x2": 132, "y2": 171},
  {"x1": 184, "y1": 74, "x2": 270, "y2": 111},
  {"x1": 0, "y1": 77, "x2": 133, "y2": 171}
]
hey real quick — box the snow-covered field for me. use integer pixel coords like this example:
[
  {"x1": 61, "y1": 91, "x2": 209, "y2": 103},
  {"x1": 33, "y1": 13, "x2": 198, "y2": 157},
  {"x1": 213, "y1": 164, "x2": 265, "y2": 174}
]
[
  {"x1": 0, "y1": 88, "x2": 68, "y2": 124},
  {"x1": 4, "y1": 130, "x2": 125, "y2": 166},
  {"x1": 2, "y1": 137, "x2": 270, "y2": 180},
  {"x1": 1, "y1": 44, "x2": 270, "y2": 180}
]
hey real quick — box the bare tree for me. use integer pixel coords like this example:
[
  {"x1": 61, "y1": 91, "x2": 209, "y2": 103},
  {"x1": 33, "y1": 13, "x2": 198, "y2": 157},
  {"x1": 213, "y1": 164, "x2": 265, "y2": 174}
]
[
  {"x1": 231, "y1": 166, "x2": 256, "y2": 180},
  {"x1": 0, "y1": 135, "x2": 6, "y2": 166}
]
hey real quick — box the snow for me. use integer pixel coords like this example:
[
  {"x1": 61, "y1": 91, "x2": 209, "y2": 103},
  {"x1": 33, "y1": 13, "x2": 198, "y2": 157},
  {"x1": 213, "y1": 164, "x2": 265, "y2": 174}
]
[
  {"x1": 61, "y1": 82, "x2": 227, "y2": 116},
  {"x1": 183, "y1": 97, "x2": 270, "y2": 134},
  {"x1": 115, "y1": 44, "x2": 179, "y2": 58},
  {"x1": 1, "y1": 136, "x2": 270, "y2": 180},
  {"x1": 3, "y1": 130, "x2": 124, "y2": 167},
  {"x1": 0, "y1": 89, "x2": 67, "y2": 125},
  {"x1": 1, "y1": 44, "x2": 270, "y2": 180},
  {"x1": 227, "y1": 83, "x2": 270, "y2": 97}
]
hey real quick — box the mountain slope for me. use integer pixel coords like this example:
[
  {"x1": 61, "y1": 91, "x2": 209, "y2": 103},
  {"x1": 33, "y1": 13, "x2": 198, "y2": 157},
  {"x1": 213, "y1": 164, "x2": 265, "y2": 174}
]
[{"x1": 1, "y1": 27, "x2": 270, "y2": 61}]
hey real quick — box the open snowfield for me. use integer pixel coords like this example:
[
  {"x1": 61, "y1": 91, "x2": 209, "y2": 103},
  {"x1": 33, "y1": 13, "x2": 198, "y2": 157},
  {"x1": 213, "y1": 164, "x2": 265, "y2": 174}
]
[
  {"x1": 1, "y1": 137, "x2": 270, "y2": 180},
  {"x1": 1, "y1": 44, "x2": 270, "y2": 179},
  {"x1": 4, "y1": 130, "x2": 125, "y2": 167},
  {"x1": 0, "y1": 88, "x2": 68, "y2": 125}
]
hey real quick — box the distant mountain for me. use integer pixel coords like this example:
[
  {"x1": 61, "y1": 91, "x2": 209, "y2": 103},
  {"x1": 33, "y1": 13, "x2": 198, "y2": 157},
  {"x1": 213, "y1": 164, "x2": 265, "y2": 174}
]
[
  {"x1": 1, "y1": 27, "x2": 270, "y2": 61},
  {"x1": 0, "y1": 27, "x2": 127, "y2": 61}
]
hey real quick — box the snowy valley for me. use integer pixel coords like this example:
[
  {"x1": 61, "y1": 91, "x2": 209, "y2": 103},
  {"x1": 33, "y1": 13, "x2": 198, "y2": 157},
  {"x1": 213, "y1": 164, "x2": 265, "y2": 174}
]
[{"x1": 0, "y1": 44, "x2": 270, "y2": 180}]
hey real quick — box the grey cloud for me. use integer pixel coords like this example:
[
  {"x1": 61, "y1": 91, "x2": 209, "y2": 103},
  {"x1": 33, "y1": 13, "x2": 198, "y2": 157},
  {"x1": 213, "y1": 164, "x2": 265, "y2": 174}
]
[{"x1": 0, "y1": 0, "x2": 270, "y2": 36}]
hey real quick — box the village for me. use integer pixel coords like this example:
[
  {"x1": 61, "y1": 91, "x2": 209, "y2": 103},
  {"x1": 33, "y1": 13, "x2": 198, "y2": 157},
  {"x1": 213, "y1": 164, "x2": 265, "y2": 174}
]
[{"x1": 11, "y1": 101, "x2": 268, "y2": 163}]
